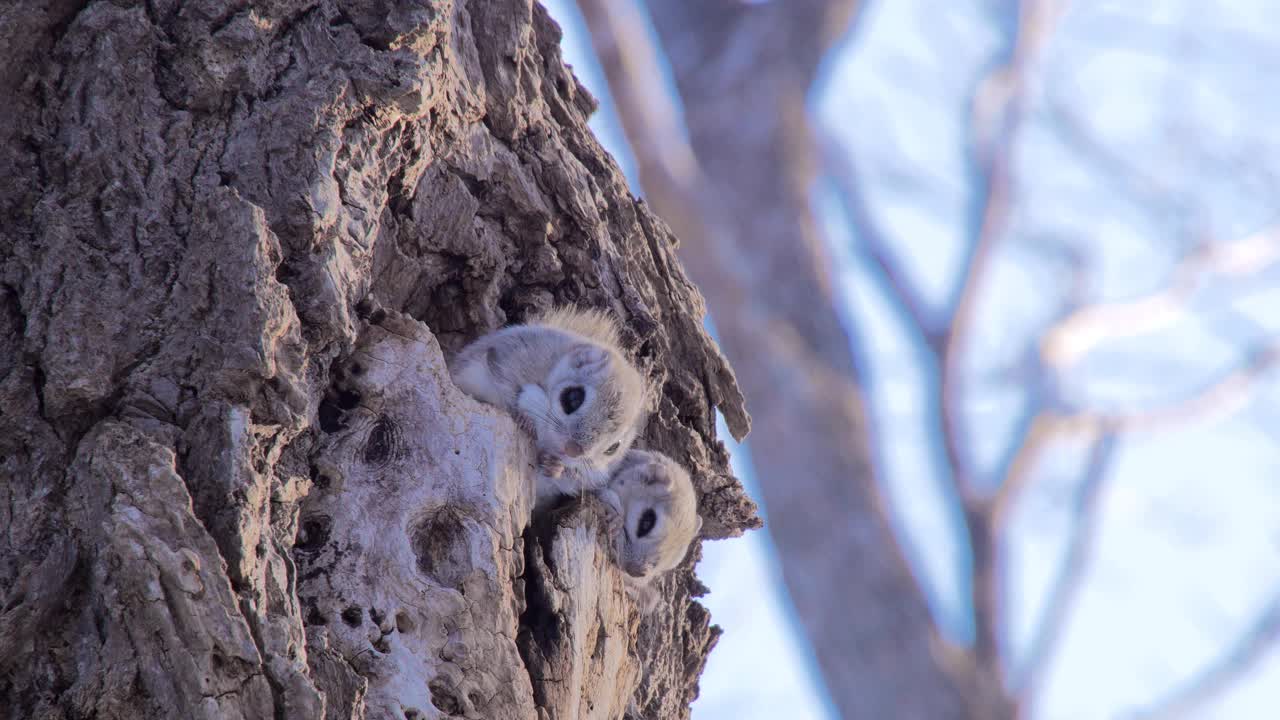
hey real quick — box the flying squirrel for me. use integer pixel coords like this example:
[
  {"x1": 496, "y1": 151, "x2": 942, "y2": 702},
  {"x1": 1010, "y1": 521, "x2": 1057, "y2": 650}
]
[
  {"x1": 451, "y1": 306, "x2": 650, "y2": 507},
  {"x1": 599, "y1": 449, "x2": 702, "y2": 612}
]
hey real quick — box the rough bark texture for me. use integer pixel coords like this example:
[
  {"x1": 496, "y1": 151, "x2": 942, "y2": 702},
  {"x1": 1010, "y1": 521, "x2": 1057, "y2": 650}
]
[{"x1": 0, "y1": 1, "x2": 758, "y2": 719}]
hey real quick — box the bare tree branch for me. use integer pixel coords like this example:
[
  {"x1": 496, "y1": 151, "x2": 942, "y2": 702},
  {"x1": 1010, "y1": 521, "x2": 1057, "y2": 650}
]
[
  {"x1": 992, "y1": 339, "x2": 1279, "y2": 552},
  {"x1": 1056, "y1": 341, "x2": 1280, "y2": 436},
  {"x1": 1129, "y1": 591, "x2": 1280, "y2": 720},
  {"x1": 964, "y1": 500, "x2": 1007, "y2": 685},
  {"x1": 1013, "y1": 431, "x2": 1120, "y2": 709},
  {"x1": 974, "y1": 311, "x2": 1280, "y2": 720},
  {"x1": 824, "y1": 127, "x2": 1025, "y2": 708},
  {"x1": 1045, "y1": 88, "x2": 1182, "y2": 209},
  {"x1": 945, "y1": 0, "x2": 1070, "y2": 684},
  {"x1": 1036, "y1": 19, "x2": 1280, "y2": 717},
  {"x1": 990, "y1": 340, "x2": 1274, "y2": 715},
  {"x1": 1041, "y1": 230, "x2": 1280, "y2": 367},
  {"x1": 574, "y1": 0, "x2": 707, "y2": 241},
  {"x1": 990, "y1": 413, "x2": 1059, "y2": 525},
  {"x1": 577, "y1": 0, "x2": 973, "y2": 716},
  {"x1": 1044, "y1": 71, "x2": 1280, "y2": 371},
  {"x1": 824, "y1": 3, "x2": 1071, "y2": 697},
  {"x1": 942, "y1": 0, "x2": 1071, "y2": 521},
  {"x1": 821, "y1": 130, "x2": 941, "y2": 344},
  {"x1": 580, "y1": 1, "x2": 1279, "y2": 718},
  {"x1": 945, "y1": 7, "x2": 1269, "y2": 696},
  {"x1": 574, "y1": 0, "x2": 696, "y2": 185},
  {"x1": 988, "y1": 250, "x2": 1091, "y2": 526}
]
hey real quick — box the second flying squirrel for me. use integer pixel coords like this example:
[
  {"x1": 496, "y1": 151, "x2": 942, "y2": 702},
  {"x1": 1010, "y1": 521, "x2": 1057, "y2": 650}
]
[
  {"x1": 600, "y1": 449, "x2": 703, "y2": 611},
  {"x1": 451, "y1": 306, "x2": 650, "y2": 505}
]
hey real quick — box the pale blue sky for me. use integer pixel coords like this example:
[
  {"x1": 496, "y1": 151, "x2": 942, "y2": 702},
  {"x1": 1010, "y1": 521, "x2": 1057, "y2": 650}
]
[{"x1": 542, "y1": 1, "x2": 1280, "y2": 717}]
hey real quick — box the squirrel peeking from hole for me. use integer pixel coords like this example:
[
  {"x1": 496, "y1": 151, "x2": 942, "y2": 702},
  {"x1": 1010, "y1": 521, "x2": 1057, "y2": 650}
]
[{"x1": 450, "y1": 306, "x2": 703, "y2": 611}]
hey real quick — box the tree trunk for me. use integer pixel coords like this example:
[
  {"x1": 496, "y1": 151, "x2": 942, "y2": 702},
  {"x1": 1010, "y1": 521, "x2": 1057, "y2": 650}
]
[
  {"x1": 0, "y1": 2, "x2": 757, "y2": 719},
  {"x1": 633, "y1": 1, "x2": 972, "y2": 717}
]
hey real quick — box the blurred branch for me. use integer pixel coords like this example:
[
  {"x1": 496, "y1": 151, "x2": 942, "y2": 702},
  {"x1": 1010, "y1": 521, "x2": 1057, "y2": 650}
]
[
  {"x1": 995, "y1": 97, "x2": 1280, "y2": 709},
  {"x1": 950, "y1": 1, "x2": 1070, "y2": 686},
  {"x1": 579, "y1": 0, "x2": 974, "y2": 716},
  {"x1": 581, "y1": 0, "x2": 1279, "y2": 716},
  {"x1": 821, "y1": 131, "x2": 942, "y2": 346},
  {"x1": 825, "y1": 0, "x2": 1064, "y2": 496},
  {"x1": 1059, "y1": 341, "x2": 1280, "y2": 435},
  {"x1": 984, "y1": 230, "x2": 1279, "y2": 702},
  {"x1": 1198, "y1": 301, "x2": 1277, "y2": 379},
  {"x1": 994, "y1": 338, "x2": 1278, "y2": 531},
  {"x1": 1045, "y1": 90, "x2": 1180, "y2": 208},
  {"x1": 1045, "y1": 76, "x2": 1280, "y2": 369},
  {"x1": 1130, "y1": 591, "x2": 1280, "y2": 720},
  {"x1": 1013, "y1": 431, "x2": 1119, "y2": 708},
  {"x1": 990, "y1": 413, "x2": 1057, "y2": 524},
  {"x1": 988, "y1": 251, "x2": 1087, "y2": 523},
  {"x1": 574, "y1": 0, "x2": 704, "y2": 231},
  {"x1": 1041, "y1": 229, "x2": 1280, "y2": 367},
  {"x1": 993, "y1": 340, "x2": 1280, "y2": 714},
  {"x1": 943, "y1": 0, "x2": 1069, "y2": 502},
  {"x1": 825, "y1": 2, "x2": 1070, "y2": 698}
]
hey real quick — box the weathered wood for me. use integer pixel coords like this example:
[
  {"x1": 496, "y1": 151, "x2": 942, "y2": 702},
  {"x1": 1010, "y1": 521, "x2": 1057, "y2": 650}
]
[{"x1": 0, "y1": 1, "x2": 756, "y2": 718}]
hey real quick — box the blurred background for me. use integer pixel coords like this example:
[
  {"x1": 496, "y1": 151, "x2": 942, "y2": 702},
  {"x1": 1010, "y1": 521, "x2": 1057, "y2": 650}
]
[{"x1": 541, "y1": 1, "x2": 1280, "y2": 718}]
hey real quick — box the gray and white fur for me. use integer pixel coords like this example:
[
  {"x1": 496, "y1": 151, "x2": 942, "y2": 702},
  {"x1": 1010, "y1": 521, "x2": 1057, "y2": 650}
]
[
  {"x1": 599, "y1": 449, "x2": 702, "y2": 611},
  {"x1": 451, "y1": 307, "x2": 649, "y2": 506}
]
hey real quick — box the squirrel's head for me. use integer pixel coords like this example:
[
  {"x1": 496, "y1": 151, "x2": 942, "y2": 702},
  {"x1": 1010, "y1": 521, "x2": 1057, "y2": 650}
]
[
  {"x1": 608, "y1": 450, "x2": 702, "y2": 579},
  {"x1": 541, "y1": 343, "x2": 647, "y2": 473}
]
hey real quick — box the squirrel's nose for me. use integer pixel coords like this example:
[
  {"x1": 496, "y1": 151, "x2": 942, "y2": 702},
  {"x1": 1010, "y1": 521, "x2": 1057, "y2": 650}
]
[{"x1": 563, "y1": 440, "x2": 584, "y2": 458}]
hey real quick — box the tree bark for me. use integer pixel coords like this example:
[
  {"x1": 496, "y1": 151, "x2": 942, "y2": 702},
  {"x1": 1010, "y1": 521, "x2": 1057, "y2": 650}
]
[{"x1": 0, "y1": 2, "x2": 757, "y2": 719}]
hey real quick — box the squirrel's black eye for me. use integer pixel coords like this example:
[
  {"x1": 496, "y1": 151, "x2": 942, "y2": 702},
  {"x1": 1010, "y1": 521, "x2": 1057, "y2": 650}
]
[
  {"x1": 560, "y1": 386, "x2": 585, "y2": 414},
  {"x1": 636, "y1": 509, "x2": 657, "y2": 538},
  {"x1": 605, "y1": 441, "x2": 621, "y2": 455}
]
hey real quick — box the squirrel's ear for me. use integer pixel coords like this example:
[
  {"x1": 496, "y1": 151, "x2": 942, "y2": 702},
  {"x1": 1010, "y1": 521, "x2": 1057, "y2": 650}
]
[
  {"x1": 694, "y1": 515, "x2": 704, "y2": 537},
  {"x1": 568, "y1": 343, "x2": 610, "y2": 374},
  {"x1": 612, "y1": 449, "x2": 651, "y2": 476},
  {"x1": 643, "y1": 464, "x2": 672, "y2": 487}
]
